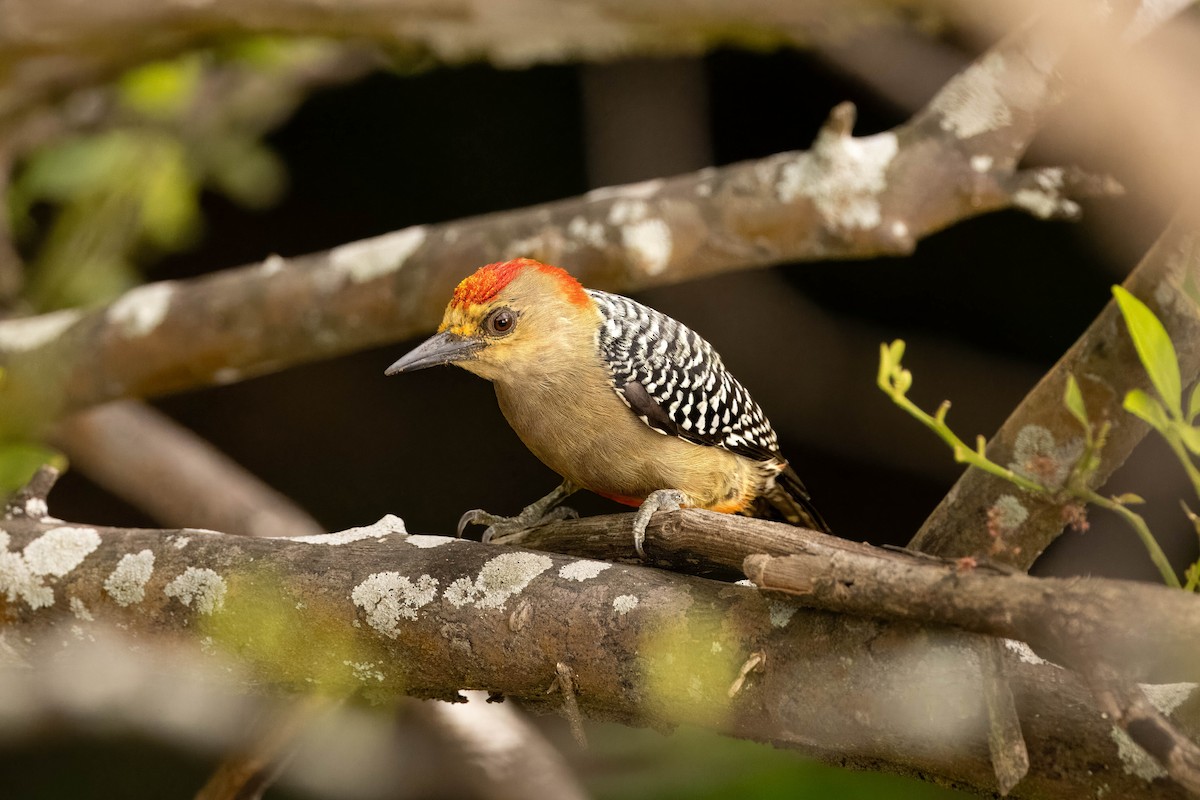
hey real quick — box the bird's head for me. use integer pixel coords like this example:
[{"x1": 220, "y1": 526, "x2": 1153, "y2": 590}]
[{"x1": 385, "y1": 258, "x2": 594, "y2": 381}]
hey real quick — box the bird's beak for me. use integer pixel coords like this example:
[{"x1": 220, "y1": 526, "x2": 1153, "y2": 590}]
[{"x1": 385, "y1": 331, "x2": 483, "y2": 375}]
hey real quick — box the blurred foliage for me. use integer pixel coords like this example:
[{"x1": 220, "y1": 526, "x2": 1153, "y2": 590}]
[
  {"x1": 586, "y1": 723, "x2": 963, "y2": 800},
  {"x1": 0, "y1": 440, "x2": 67, "y2": 495},
  {"x1": 4, "y1": 39, "x2": 370, "y2": 314},
  {"x1": 641, "y1": 610, "x2": 742, "y2": 728},
  {"x1": 0, "y1": 38, "x2": 354, "y2": 495},
  {"x1": 206, "y1": 566, "x2": 396, "y2": 700}
]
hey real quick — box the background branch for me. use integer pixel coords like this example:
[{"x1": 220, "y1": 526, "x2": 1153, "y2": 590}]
[
  {"x1": 51, "y1": 401, "x2": 325, "y2": 539},
  {"x1": 0, "y1": 17, "x2": 1128, "y2": 431},
  {"x1": 909, "y1": 211, "x2": 1200, "y2": 566}
]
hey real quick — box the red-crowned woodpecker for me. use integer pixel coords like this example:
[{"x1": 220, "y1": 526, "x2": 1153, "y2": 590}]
[{"x1": 387, "y1": 258, "x2": 828, "y2": 555}]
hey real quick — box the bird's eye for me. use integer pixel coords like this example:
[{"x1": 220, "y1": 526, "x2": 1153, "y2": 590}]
[{"x1": 486, "y1": 308, "x2": 517, "y2": 336}]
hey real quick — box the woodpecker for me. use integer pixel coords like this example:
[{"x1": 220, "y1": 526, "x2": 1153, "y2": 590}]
[{"x1": 386, "y1": 258, "x2": 829, "y2": 555}]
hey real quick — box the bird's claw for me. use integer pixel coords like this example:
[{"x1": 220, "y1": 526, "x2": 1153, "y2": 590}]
[
  {"x1": 631, "y1": 489, "x2": 686, "y2": 558},
  {"x1": 459, "y1": 505, "x2": 579, "y2": 544},
  {"x1": 458, "y1": 509, "x2": 499, "y2": 538}
]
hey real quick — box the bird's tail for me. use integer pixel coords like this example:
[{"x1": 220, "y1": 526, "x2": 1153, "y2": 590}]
[{"x1": 758, "y1": 463, "x2": 831, "y2": 533}]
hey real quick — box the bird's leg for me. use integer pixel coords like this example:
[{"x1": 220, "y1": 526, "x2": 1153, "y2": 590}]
[
  {"x1": 459, "y1": 481, "x2": 579, "y2": 543},
  {"x1": 630, "y1": 489, "x2": 687, "y2": 558}
]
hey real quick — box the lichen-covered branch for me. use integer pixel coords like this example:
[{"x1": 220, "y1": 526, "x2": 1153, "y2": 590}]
[
  {"x1": 0, "y1": 14, "x2": 1135, "y2": 433},
  {"x1": 0, "y1": 0, "x2": 913, "y2": 127},
  {"x1": 501, "y1": 507, "x2": 1200, "y2": 685},
  {"x1": 909, "y1": 212, "x2": 1200, "y2": 567},
  {"x1": 0, "y1": 503, "x2": 1195, "y2": 799}
]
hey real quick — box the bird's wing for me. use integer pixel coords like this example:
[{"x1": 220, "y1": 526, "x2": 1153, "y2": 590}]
[{"x1": 588, "y1": 289, "x2": 782, "y2": 464}]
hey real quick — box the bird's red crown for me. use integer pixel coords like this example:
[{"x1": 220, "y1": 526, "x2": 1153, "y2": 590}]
[{"x1": 450, "y1": 258, "x2": 589, "y2": 309}]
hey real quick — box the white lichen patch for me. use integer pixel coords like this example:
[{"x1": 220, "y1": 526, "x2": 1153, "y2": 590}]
[
  {"x1": 330, "y1": 226, "x2": 427, "y2": 284},
  {"x1": 621, "y1": 218, "x2": 673, "y2": 275},
  {"x1": 259, "y1": 253, "x2": 287, "y2": 275},
  {"x1": 107, "y1": 281, "x2": 176, "y2": 337},
  {"x1": 502, "y1": 233, "x2": 553, "y2": 262},
  {"x1": 557, "y1": 560, "x2": 611, "y2": 582},
  {"x1": 1111, "y1": 726, "x2": 1167, "y2": 782},
  {"x1": 777, "y1": 131, "x2": 899, "y2": 231},
  {"x1": 23, "y1": 527, "x2": 100, "y2": 577},
  {"x1": 1128, "y1": 0, "x2": 1184, "y2": 40},
  {"x1": 0, "y1": 548, "x2": 52, "y2": 609},
  {"x1": 567, "y1": 216, "x2": 607, "y2": 249},
  {"x1": 444, "y1": 552, "x2": 553, "y2": 611},
  {"x1": 587, "y1": 178, "x2": 664, "y2": 202},
  {"x1": 0, "y1": 309, "x2": 82, "y2": 352},
  {"x1": 289, "y1": 515, "x2": 407, "y2": 545},
  {"x1": 172, "y1": 536, "x2": 192, "y2": 549},
  {"x1": 405, "y1": 535, "x2": 456, "y2": 549},
  {"x1": 164, "y1": 567, "x2": 227, "y2": 615},
  {"x1": 344, "y1": 659, "x2": 386, "y2": 683},
  {"x1": 933, "y1": 52, "x2": 1013, "y2": 139},
  {"x1": 1141, "y1": 682, "x2": 1198, "y2": 716},
  {"x1": 22, "y1": 497, "x2": 49, "y2": 520},
  {"x1": 213, "y1": 368, "x2": 241, "y2": 385},
  {"x1": 768, "y1": 600, "x2": 799, "y2": 628},
  {"x1": 613, "y1": 594, "x2": 639, "y2": 615},
  {"x1": 608, "y1": 199, "x2": 648, "y2": 226},
  {"x1": 351, "y1": 572, "x2": 439, "y2": 637},
  {"x1": 0, "y1": 527, "x2": 99, "y2": 611},
  {"x1": 1003, "y1": 638, "x2": 1056, "y2": 667},
  {"x1": 971, "y1": 155, "x2": 994, "y2": 173},
  {"x1": 104, "y1": 550, "x2": 155, "y2": 607},
  {"x1": 69, "y1": 596, "x2": 94, "y2": 621},
  {"x1": 989, "y1": 495, "x2": 1029, "y2": 532},
  {"x1": 1010, "y1": 424, "x2": 1083, "y2": 489}
]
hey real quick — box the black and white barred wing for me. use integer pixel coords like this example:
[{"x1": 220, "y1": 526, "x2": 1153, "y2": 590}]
[{"x1": 588, "y1": 289, "x2": 781, "y2": 462}]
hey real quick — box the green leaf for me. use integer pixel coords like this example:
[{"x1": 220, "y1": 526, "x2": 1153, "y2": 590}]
[
  {"x1": 206, "y1": 137, "x2": 286, "y2": 210},
  {"x1": 1176, "y1": 422, "x2": 1200, "y2": 456},
  {"x1": 119, "y1": 56, "x2": 203, "y2": 120},
  {"x1": 1189, "y1": 384, "x2": 1200, "y2": 423},
  {"x1": 17, "y1": 132, "x2": 138, "y2": 202},
  {"x1": 1124, "y1": 388, "x2": 1170, "y2": 432},
  {"x1": 1113, "y1": 286, "x2": 1183, "y2": 419},
  {"x1": 1064, "y1": 374, "x2": 1088, "y2": 429},
  {"x1": 1113, "y1": 492, "x2": 1146, "y2": 505},
  {"x1": 139, "y1": 144, "x2": 200, "y2": 251}
]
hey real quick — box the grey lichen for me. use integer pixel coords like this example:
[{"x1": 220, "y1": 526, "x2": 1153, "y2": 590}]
[
  {"x1": 445, "y1": 552, "x2": 553, "y2": 611},
  {"x1": 164, "y1": 567, "x2": 227, "y2": 615},
  {"x1": 104, "y1": 550, "x2": 155, "y2": 607},
  {"x1": 351, "y1": 572, "x2": 439, "y2": 637}
]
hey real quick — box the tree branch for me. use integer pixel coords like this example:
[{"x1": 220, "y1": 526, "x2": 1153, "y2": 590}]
[
  {"x1": 909, "y1": 211, "x2": 1200, "y2": 566},
  {"x1": 0, "y1": 505, "x2": 1196, "y2": 798},
  {"x1": 0, "y1": 17, "x2": 1130, "y2": 432},
  {"x1": 502, "y1": 508, "x2": 1200, "y2": 684},
  {"x1": 52, "y1": 401, "x2": 325, "y2": 539}
]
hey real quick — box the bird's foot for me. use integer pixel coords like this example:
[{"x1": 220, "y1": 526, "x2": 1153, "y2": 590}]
[
  {"x1": 631, "y1": 489, "x2": 687, "y2": 558},
  {"x1": 458, "y1": 504, "x2": 579, "y2": 544}
]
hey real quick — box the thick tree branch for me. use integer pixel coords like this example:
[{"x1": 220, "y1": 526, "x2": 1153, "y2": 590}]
[
  {"x1": 0, "y1": 18, "x2": 1130, "y2": 433},
  {"x1": 0, "y1": 1, "x2": 915, "y2": 128},
  {"x1": 910, "y1": 211, "x2": 1200, "y2": 566},
  {"x1": 0, "y1": 505, "x2": 1196, "y2": 799},
  {"x1": 502, "y1": 508, "x2": 1200, "y2": 685}
]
